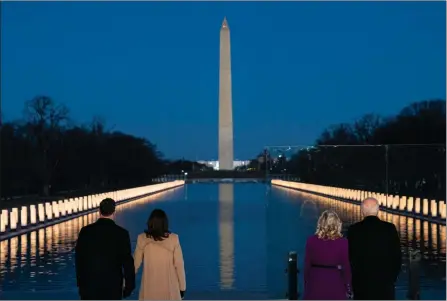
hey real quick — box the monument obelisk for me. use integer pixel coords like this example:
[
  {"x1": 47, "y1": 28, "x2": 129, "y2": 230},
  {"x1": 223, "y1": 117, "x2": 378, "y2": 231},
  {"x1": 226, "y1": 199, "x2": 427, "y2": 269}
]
[{"x1": 218, "y1": 17, "x2": 234, "y2": 170}]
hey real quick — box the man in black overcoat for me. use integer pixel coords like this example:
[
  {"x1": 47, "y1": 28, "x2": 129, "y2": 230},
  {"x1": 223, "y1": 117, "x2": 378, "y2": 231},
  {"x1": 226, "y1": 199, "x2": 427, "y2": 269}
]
[
  {"x1": 75, "y1": 198, "x2": 135, "y2": 300},
  {"x1": 347, "y1": 197, "x2": 402, "y2": 300}
]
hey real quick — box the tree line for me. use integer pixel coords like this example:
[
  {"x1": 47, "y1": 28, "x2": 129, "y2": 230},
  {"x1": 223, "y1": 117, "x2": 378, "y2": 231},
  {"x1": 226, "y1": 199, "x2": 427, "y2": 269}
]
[
  {"x1": 1, "y1": 96, "x2": 201, "y2": 198},
  {"x1": 249, "y1": 99, "x2": 446, "y2": 200}
]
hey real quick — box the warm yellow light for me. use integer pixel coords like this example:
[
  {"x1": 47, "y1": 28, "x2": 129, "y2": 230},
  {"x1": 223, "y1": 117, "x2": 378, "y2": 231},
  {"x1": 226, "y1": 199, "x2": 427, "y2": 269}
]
[
  {"x1": 1, "y1": 180, "x2": 185, "y2": 236},
  {"x1": 271, "y1": 180, "x2": 444, "y2": 220},
  {"x1": 20, "y1": 206, "x2": 28, "y2": 227}
]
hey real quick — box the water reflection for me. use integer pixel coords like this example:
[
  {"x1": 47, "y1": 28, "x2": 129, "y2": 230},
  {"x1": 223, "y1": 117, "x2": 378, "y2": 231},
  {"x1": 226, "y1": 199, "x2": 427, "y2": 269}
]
[
  {"x1": 10, "y1": 236, "x2": 18, "y2": 275},
  {"x1": 0, "y1": 184, "x2": 445, "y2": 299},
  {"x1": 298, "y1": 198, "x2": 319, "y2": 218},
  {"x1": 218, "y1": 183, "x2": 235, "y2": 290},
  {"x1": 0, "y1": 212, "x2": 96, "y2": 287},
  {"x1": 115, "y1": 189, "x2": 177, "y2": 212},
  {"x1": 20, "y1": 234, "x2": 27, "y2": 268},
  {"x1": 0, "y1": 236, "x2": 6, "y2": 273}
]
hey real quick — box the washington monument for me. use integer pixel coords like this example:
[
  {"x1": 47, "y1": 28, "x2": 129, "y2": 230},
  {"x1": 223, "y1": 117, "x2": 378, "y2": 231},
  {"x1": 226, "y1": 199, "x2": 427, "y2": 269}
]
[{"x1": 219, "y1": 17, "x2": 234, "y2": 170}]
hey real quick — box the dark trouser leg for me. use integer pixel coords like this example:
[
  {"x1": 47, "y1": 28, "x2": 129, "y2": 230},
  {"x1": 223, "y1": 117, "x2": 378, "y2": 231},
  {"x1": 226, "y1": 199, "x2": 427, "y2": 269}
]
[
  {"x1": 79, "y1": 292, "x2": 122, "y2": 300},
  {"x1": 353, "y1": 286, "x2": 395, "y2": 300}
]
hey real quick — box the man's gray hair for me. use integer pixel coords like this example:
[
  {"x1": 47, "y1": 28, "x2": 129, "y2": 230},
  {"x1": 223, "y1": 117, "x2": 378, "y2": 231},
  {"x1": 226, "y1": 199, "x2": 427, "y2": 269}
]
[{"x1": 361, "y1": 197, "x2": 380, "y2": 216}]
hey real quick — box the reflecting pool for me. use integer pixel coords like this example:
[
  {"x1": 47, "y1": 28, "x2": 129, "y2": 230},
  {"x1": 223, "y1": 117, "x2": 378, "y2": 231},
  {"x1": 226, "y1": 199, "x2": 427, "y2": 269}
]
[{"x1": 0, "y1": 183, "x2": 445, "y2": 300}]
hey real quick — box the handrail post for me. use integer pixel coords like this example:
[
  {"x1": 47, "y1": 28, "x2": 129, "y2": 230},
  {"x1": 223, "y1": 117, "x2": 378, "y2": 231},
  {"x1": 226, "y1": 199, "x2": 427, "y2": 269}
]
[
  {"x1": 286, "y1": 251, "x2": 299, "y2": 300},
  {"x1": 407, "y1": 250, "x2": 421, "y2": 300}
]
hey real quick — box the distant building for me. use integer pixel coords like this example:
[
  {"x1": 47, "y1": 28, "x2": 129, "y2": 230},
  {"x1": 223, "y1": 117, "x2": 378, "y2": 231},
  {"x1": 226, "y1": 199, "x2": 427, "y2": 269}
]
[{"x1": 197, "y1": 160, "x2": 250, "y2": 170}]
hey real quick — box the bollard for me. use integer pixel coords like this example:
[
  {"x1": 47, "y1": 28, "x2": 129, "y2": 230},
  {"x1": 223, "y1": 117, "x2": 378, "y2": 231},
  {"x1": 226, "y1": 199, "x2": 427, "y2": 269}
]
[
  {"x1": 286, "y1": 251, "x2": 299, "y2": 300},
  {"x1": 407, "y1": 250, "x2": 421, "y2": 300}
]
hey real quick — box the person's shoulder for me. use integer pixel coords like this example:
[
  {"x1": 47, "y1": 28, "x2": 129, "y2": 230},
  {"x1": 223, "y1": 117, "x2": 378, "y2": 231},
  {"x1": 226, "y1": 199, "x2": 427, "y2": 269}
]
[
  {"x1": 347, "y1": 221, "x2": 361, "y2": 233},
  {"x1": 380, "y1": 219, "x2": 397, "y2": 231},
  {"x1": 338, "y1": 237, "x2": 349, "y2": 246},
  {"x1": 339, "y1": 237, "x2": 348, "y2": 243},
  {"x1": 167, "y1": 232, "x2": 182, "y2": 245},
  {"x1": 113, "y1": 223, "x2": 130, "y2": 237},
  {"x1": 79, "y1": 222, "x2": 95, "y2": 234},
  {"x1": 133, "y1": 232, "x2": 147, "y2": 245},
  {"x1": 305, "y1": 234, "x2": 318, "y2": 244},
  {"x1": 77, "y1": 223, "x2": 98, "y2": 242},
  {"x1": 137, "y1": 232, "x2": 147, "y2": 242},
  {"x1": 169, "y1": 232, "x2": 180, "y2": 242}
]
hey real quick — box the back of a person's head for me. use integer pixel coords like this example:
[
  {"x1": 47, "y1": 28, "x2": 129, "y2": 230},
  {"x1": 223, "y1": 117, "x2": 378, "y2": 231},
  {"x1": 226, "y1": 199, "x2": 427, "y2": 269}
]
[
  {"x1": 361, "y1": 198, "x2": 380, "y2": 217},
  {"x1": 315, "y1": 210, "x2": 343, "y2": 240},
  {"x1": 99, "y1": 198, "x2": 116, "y2": 217},
  {"x1": 145, "y1": 209, "x2": 170, "y2": 241}
]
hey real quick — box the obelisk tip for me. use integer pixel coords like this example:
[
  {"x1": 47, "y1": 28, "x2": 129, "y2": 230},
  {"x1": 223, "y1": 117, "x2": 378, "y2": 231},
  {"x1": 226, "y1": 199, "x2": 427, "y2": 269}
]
[{"x1": 221, "y1": 17, "x2": 229, "y2": 29}]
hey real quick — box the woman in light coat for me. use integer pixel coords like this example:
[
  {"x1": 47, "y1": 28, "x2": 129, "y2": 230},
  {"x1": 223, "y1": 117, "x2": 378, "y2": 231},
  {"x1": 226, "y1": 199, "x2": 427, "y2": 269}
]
[{"x1": 134, "y1": 209, "x2": 186, "y2": 300}]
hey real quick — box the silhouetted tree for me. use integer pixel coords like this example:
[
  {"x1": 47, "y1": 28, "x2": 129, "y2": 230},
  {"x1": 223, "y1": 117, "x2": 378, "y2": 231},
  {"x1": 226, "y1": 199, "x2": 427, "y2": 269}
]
[
  {"x1": 164, "y1": 160, "x2": 213, "y2": 173},
  {"x1": 1, "y1": 96, "x2": 167, "y2": 198},
  {"x1": 245, "y1": 150, "x2": 275, "y2": 172},
  {"x1": 254, "y1": 99, "x2": 446, "y2": 199},
  {"x1": 21, "y1": 96, "x2": 70, "y2": 196}
]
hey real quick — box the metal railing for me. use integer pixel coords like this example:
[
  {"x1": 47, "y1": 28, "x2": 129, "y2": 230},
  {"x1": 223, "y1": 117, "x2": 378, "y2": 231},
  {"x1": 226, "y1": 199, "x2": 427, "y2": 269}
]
[
  {"x1": 285, "y1": 251, "x2": 299, "y2": 300},
  {"x1": 407, "y1": 250, "x2": 421, "y2": 300}
]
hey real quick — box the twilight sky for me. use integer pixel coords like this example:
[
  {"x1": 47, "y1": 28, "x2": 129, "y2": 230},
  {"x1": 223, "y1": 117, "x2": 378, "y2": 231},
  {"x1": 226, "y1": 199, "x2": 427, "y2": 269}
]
[{"x1": 1, "y1": 1, "x2": 445, "y2": 160}]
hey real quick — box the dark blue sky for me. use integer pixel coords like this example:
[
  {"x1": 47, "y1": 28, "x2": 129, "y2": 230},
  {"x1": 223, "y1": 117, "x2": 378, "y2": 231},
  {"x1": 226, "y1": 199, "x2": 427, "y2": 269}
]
[{"x1": 1, "y1": 2, "x2": 445, "y2": 160}]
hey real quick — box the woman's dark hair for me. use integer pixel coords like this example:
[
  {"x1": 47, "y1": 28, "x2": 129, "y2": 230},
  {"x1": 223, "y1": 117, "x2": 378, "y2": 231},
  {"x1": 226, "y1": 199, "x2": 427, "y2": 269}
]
[{"x1": 145, "y1": 209, "x2": 170, "y2": 241}]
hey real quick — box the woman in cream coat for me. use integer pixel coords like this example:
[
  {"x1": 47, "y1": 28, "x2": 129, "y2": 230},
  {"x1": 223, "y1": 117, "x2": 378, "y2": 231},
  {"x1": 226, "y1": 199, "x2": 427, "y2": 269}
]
[{"x1": 134, "y1": 209, "x2": 186, "y2": 300}]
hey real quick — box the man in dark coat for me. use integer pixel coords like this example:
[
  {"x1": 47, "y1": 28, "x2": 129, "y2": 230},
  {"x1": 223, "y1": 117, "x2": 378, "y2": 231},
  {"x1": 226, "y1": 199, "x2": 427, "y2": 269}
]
[
  {"x1": 347, "y1": 197, "x2": 402, "y2": 300},
  {"x1": 75, "y1": 198, "x2": 135, "y2": 300}
]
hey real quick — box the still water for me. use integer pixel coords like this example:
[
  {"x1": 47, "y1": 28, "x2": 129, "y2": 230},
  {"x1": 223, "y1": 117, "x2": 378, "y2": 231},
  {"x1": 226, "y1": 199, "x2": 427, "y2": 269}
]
[{"x1": 0, "y1": 183, "x2": 445, "y2": 300}]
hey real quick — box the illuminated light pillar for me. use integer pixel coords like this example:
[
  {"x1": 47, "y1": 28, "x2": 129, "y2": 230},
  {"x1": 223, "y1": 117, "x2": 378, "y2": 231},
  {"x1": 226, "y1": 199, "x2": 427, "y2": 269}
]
[
  {"x1": 0, "y1": 209, "x2": 8, "y2": 232},
  {"x1": 439, "y1": 200, "x2": 446, "y2": 219},
  {"x1": 64, "y1": 199, "x2": 70, "y2": 215},
  {"x1": 78, "y1": 197, "x2": 83, "y2": 212},
  {"x1": 399, "y1": 197, "x2": 407, "y2": 211},
  {"x1": 11, "y1": 208, "x2": 18, "y2": 230},
  {"x1": 38, "y1": 204, "x2": 45, "y2": 223},
  {"x1": 430, "y1": 200, "x2": 438, "y2": 218},
  {"x1": 52, "y1": 201, "x2": 60, "y2": 218},
  {"x1": 58, "y1": 200, "x2": 66, "y2": 217},
  {"x1": 415, "y1": 198, "x2": 421, "y2": 214},
  {"x1": 407, "y1": 197, "x2": 414, "y2": 213},
  {"x1": 72, "y1": 199, "x2": 78, "y2": 213},
  {"x1": 21, "y1": 206, "x2": 28, "y2": 227},
  {"x1": 46, "y1": 202, "x2": 52, "y2": 220},
  {"x1": 423, "y1": 199, "x2": 429, "y2": 216},
  {"x1": 30, "y1": 205, "x2": 37, "y2": 225}
]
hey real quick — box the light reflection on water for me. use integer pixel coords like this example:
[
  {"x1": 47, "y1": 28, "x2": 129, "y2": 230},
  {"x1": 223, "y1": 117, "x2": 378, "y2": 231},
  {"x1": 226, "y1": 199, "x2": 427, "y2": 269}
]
[
  {"x1": 0, "y1": 184, "x2": 445, "y2": 300},
  {"x1": 219, "y1": 183, "x2": 235, "y2": 290}
]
